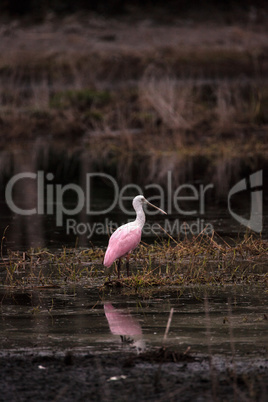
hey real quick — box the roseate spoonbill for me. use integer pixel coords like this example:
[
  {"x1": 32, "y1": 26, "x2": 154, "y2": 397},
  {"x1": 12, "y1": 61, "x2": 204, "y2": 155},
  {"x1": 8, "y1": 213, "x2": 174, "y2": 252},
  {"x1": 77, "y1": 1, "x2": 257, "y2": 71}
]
[{"x1": 103, "y1": 195, "x2": 167, "y2": 278}]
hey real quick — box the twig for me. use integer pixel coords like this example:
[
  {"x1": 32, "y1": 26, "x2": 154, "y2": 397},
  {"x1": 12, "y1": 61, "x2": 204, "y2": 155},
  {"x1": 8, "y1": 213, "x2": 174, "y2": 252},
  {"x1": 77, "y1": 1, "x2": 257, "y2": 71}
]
[{"x1": 163, "y1": 307, "x2": 174, "y2": 345}]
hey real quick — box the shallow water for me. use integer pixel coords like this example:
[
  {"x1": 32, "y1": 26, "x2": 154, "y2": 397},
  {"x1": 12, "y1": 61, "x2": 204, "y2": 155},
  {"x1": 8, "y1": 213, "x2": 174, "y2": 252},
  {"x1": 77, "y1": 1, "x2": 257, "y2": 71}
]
[{"x1": 1, "y1": 282, "x2": 267, "y2": 357}]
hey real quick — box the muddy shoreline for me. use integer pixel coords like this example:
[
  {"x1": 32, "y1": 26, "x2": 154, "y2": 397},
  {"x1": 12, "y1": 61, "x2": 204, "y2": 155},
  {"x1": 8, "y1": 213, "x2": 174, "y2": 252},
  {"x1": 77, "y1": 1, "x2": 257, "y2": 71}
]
[
  {"x1": 1, "y1": 348, "x2": 267, "y2": 401},
  {"x1": 1, "y1": 268, "x2": 268, "y2": 401},
  {"x1": 1, "y1": 280, "x2": 267, "y2": 401}
]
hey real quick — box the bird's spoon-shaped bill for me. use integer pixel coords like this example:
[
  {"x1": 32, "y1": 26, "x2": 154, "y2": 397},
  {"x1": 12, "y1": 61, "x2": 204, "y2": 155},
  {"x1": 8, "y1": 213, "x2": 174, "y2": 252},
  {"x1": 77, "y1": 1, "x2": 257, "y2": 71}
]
[{"x1": 144, "y1": 199, "x2": 167, "y2": 215}]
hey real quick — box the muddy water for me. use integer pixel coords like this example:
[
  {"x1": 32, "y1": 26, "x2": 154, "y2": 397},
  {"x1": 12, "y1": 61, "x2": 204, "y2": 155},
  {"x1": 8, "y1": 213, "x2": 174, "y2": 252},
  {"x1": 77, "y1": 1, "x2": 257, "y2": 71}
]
[{"x1": 1, "y1": 281, "x2": 267, "y2": 357}]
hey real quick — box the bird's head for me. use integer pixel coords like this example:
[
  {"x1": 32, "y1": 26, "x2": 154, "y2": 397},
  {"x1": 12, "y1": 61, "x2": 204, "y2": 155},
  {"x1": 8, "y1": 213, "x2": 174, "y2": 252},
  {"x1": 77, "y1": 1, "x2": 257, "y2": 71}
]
[{"x1": 133, "y1": 195, "x2": 167, "y2": 214}]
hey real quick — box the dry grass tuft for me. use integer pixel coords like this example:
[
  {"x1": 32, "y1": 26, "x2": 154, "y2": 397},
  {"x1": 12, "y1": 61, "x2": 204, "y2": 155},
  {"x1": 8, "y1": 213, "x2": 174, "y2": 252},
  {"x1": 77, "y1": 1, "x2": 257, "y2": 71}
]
[{"x1": 1, "y1": 233, "x2": 267, "y2": 290}]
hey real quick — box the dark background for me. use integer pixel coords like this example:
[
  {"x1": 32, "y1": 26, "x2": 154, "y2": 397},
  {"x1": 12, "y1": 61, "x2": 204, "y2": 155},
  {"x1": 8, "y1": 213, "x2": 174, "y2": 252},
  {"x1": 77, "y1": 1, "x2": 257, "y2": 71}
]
[{"x1": 1, "y1": 0, "x2": 268, "y2": 20}]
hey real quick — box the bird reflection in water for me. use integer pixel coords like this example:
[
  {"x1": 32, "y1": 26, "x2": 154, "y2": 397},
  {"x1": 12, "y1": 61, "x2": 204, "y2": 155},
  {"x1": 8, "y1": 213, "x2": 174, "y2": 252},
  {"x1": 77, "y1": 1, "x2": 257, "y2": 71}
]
[{"x1": 104, "y1": 303, "x2": 145, "y2": 353}]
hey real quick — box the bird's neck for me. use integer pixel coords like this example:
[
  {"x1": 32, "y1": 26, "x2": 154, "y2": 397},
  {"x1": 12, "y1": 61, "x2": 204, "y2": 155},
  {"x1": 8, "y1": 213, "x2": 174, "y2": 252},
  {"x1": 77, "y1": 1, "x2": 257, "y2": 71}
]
[{"x1": 135, "y1": 205, "x2": 146, "y2": 228}]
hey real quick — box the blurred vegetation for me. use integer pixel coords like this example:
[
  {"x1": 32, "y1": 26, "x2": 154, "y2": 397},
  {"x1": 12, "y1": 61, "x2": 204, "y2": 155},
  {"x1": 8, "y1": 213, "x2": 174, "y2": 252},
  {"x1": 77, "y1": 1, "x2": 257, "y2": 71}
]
[
  {"x1": 50, "y1": 89, "x2": 111, "y2": 111},
  {"x1": 0, "y1": 0, "x2": 267, "y2": 170}
]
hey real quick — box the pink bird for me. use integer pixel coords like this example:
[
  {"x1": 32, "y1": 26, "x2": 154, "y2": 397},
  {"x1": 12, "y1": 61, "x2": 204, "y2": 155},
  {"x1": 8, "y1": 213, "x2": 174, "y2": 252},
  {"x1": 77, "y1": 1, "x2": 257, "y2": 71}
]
[{"x1": 103, "y1": 195, "x2": 167, "y2": 278}]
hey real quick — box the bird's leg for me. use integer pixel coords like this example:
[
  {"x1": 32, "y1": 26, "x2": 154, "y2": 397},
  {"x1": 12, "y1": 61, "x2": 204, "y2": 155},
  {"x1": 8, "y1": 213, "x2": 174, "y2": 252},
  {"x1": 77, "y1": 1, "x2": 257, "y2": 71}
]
[
  {"x1": 117, "y1": 259, "x2": 121, "y2": 279},
  {"x1": 126, "y1": 254, "x2": 130, "y2": 277}
]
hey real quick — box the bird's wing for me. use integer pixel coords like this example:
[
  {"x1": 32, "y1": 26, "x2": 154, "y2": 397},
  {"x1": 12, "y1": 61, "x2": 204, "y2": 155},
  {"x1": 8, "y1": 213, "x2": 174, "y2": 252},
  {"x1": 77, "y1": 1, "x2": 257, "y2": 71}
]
[{"x1": 103, "y1": 224, "x2": 142, "y2": 267}]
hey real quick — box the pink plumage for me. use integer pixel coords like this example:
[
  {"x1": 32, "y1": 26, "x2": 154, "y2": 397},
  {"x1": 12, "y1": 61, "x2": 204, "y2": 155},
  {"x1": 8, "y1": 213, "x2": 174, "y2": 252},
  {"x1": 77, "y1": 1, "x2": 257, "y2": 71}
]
[
  {"x1": 103, "y1": 223, "x2": 142, "y2": 267},
  {"x1": 103, "y1": 195, "x2": 166, "y2": 277}
]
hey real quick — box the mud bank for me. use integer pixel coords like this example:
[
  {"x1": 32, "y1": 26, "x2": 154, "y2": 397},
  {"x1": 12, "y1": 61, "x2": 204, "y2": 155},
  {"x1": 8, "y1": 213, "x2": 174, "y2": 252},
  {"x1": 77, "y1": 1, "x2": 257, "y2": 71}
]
[{"x1": 1, "y1": 348, "x2": 267, "y2": 401}]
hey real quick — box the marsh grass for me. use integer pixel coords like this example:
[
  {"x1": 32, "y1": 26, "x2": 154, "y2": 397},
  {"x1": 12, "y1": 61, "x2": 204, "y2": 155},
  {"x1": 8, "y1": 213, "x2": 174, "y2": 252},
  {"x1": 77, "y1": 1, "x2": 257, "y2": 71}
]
[
  {"x1": 1, "y1": 247, "x2": 104, "y2": 288},
  {"x1": 0, "y1": 45, "x2": 267, "y2": 149},
  {"x1": 1, "y1": 72, "x2": 266, "y2": 133},
  {"x1": 0, "y1": 50, "x2": 267, "y2": 191},
  {"x1": 1, "y1": 233, "x2": 267, "y2": 291},
  {"x1": 0, "y1": 16, "x2": 267, "y2": 177}
]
